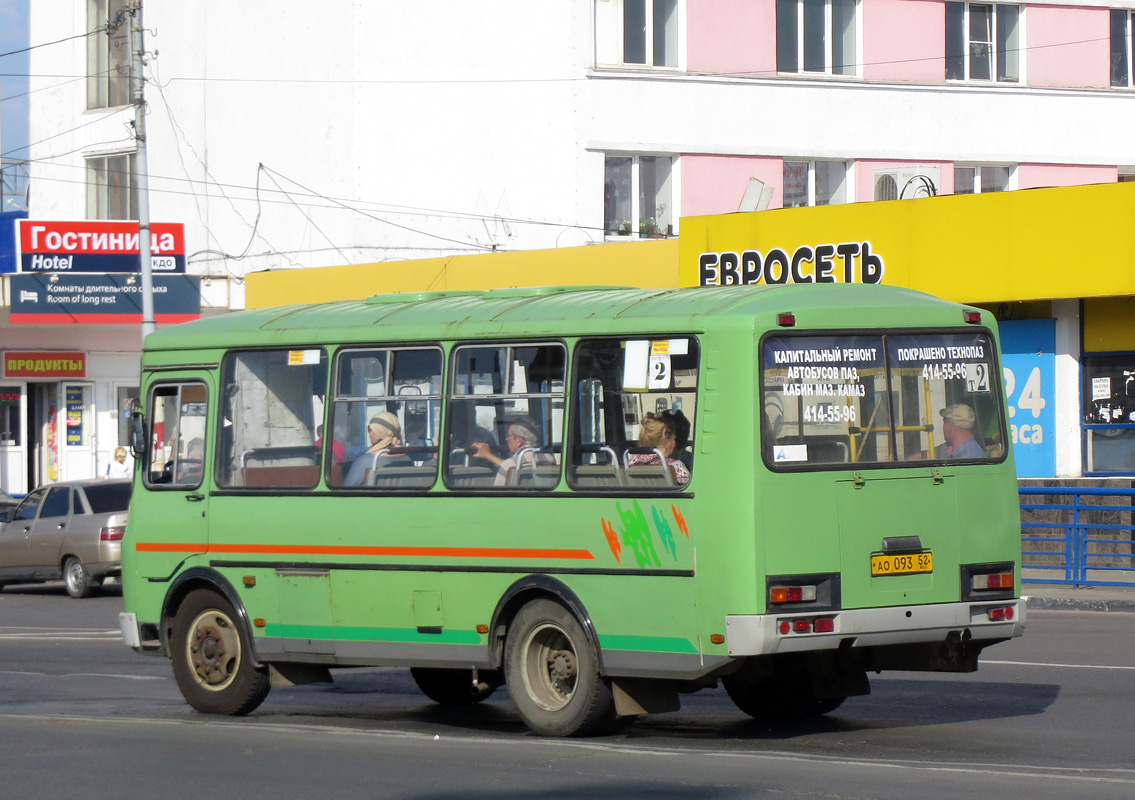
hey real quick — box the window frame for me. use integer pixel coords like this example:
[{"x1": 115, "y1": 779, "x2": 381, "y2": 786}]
[
  {"x1": 444, "y1": 339, "x2": 568, "y2": 492},
  {"x1": 946, "y1": 2, "x2": 1021, "y2": 83},
  {"x1": 782, "y1": 160, "x2": 852, "y2": 208},
  {"x1": 86, "y1": 151, "x2": 138, "y2": 221},
  {"x1": 86, "y1": 0, "x2": 132, "y2": 110},
  {"x1": 596, "y1": 0, "x2": 681, "y2": 70},
  {"x1": 1081, "y1": 351, "x2": 1135, "y2": 476},
  {"x1": 215, "y1": 347, "x2": 329, "y2": 490},
  {"x1": 776, "y1": 0, "x2": 860, "y2": 77},
  {"x1": 328, "y1": 344, "x2": 444, "y2": 491},
  {"x1": 1111, "y1": 9, "x2": 1134, "y2": 88},
  {"x1": 604, "y1": 153, "x2": 678, "y2": 239},
  {"x1": 953, "y1": 164, "x2": 1014, "y2": 194},
  {"x1": 760, "y1": 327, "x2": 1008, "y2": 473},
  {"x1": 142, "y1": 380, "x2": 210, "y2": 491},
  {"x1": 566, "y1": 334, "x2": 699, "y2": 493}
]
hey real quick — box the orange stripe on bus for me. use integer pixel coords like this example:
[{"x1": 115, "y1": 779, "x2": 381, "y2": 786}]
[{"x1": 135, "y1": 542, "x2": 594, "y2": 560}]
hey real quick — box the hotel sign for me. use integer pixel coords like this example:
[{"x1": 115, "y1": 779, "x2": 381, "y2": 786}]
[{"x1": 18, "y1": 220, "x2": 186, "y2": 274}]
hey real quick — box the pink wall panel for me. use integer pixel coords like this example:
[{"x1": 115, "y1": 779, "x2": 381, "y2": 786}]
[
  {"x1": 686, "y1": 0, "x2": 776, "y2": 76},
  {"x1": 1017, "y1": 163, "x2": 1118, "y2": 189},
  {"x1": 1027, "y1": 7, "x2": 1110, "y2": 88},
  {"x1": 862, "y1": 0, "x2": 945, "y2": 82},
  {"x1": 682, "y1": 154, "x2": 786, "y2": 215}
]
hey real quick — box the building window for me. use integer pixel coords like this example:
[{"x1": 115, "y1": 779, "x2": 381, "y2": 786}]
[
  {"x1": 86, "y1": 152, "x2": 137, "y2": 220},
  {"x1": 783, "y1": 160, "x2": 849, "y2": 207},
  {"x1": 777, "y1": 0, "x2": 857, "y2": 76},
  {"x1": 604, "y1": 154, "x2": 674, "y2": 238},
  {"x1": 596, "y1": 0, "x2": 678, "y2": 68},
  {"x1": 946, "y1": 3, "x2": 1019, "y2": 82},
  {"x1": 1111, "y1": 10, "x2": 1134, "y2": 87},
  {"x1": 954, "y1": 165, "x2": 1012, "y2": 194},
  {"x1": 87, "y1": 0, "x2": 132, "y2": 110},
  {"x1": 1082, "y1": 354, "x2": 1135, "y2": 474}
]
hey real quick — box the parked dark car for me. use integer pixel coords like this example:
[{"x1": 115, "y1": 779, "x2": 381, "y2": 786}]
[{"x1": 0, "y1": 479, "x2": 130, "y2": 598}]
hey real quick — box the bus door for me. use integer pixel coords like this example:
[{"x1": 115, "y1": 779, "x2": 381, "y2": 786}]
[{"x1": 134, "y1": 376, "x2": 213, "y2": 580}]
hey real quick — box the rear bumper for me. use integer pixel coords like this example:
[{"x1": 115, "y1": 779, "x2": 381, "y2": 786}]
[{"x1": 724, "y1": 599, "x2": 1025, "y2": 656}]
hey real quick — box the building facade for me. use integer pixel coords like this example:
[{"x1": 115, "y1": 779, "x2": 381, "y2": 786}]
[{"x1": 3, "y1": 0, "x2": 1135, "y2": 493}]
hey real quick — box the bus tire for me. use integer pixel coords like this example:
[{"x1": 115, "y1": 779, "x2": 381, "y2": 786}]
[
  {"x1": 410, "y1": 667, "x2": 499, "y2": 705},
  {"x1": 722, "y1": 658, "x2": 844, "y2": 721},
  {"x1": 171, "y1": 589, "x2": 270, "y2": 716},
  {"x1": 504, "y1": 599, "x2": 617, "y2": 737}
]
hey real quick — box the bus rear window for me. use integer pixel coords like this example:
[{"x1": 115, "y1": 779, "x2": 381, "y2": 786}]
[{"x1": 761, "y1": 331, "x2": 1004, "y2": 468}]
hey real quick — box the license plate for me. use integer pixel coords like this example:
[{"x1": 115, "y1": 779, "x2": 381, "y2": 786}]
[{"x1": 871, "y1": 552, "x2": 933, "y2": 577}]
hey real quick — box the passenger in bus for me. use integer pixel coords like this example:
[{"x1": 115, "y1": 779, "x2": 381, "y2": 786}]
[
  {"x1": 315, "y1": 424, "x2": 347, "y2": 464},
  {"x1": 934, "y1": 404, "x2": 984, "y2": 459},
  {"x1": 660, "y1": 408, "x2": 692, "y2": 471},
  {"x1": 468, "y1": 416, "x2": 552, "y2": 486},
  {"x1": 627, "y1": 412, "x2": 691, "y2": 485},
  {"x1": 343, "y1": 412, "x2": 412, "y2": 485},
  {"x1": 176, "y1": 438, "x2": 205, "y2": 484}
]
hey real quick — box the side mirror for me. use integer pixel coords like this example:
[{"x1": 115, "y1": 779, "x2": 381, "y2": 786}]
[{"x1": 130, "y1": 411, "x2": 148, "y2": 458}]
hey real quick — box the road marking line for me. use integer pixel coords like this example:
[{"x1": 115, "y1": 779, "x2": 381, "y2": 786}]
[
  {"x1": 0, "y1": 670, "x2": 166, "y2": 681},
  {"x1": 0, "y1": 712, "x2": 1131, "y2": 786},
  {"x1": 983, "y1": 659, "x2": 1135, "y2": 671}
]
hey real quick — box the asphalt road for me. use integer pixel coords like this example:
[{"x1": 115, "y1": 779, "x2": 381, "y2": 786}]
[{"x1": 1, "y1": 583, "x2": 1132, "y2": 799}]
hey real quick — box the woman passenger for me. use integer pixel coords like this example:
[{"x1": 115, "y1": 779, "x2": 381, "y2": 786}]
[{"x1": 626, "y1": 411, "x2": 691, "y2": 486}]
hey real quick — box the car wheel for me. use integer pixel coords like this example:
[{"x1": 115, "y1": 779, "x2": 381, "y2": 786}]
[
  {"x1": 170, "y1": 589, "x2": 270, "y2": 716},
  {"x1": 63, "y1": 556, "x2": 95, "y2": 599},
  {"x1": 410, "y1": 667, "x2": 500, "y2": 705},
  {"x1": 504, "y1": 599, "x2": 618, "y2": 737}
]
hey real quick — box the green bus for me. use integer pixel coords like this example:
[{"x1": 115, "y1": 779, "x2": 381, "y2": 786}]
[{"x1": 118, "y1": 283, "x2": 1024, "y2": 737}]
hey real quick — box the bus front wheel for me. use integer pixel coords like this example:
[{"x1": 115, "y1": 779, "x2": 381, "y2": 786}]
[
  {"x1": 504, "y1": 599, "x2": 617, "y2": 737},
  {"x1": 171, "y1": 589, "x2": 270, "y2": 716}
]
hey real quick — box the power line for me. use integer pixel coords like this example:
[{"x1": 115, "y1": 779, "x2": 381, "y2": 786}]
[{"x1": 0, "y1": 28, "x2": 104, "y2": 60}]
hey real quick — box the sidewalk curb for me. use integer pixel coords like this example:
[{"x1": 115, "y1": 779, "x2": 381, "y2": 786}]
[{"x1": 1024, "y1": 595, "x2": 1135, "y2": 613}]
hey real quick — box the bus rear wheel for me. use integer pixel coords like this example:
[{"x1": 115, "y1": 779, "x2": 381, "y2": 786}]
[
  {"x1": 411, "y1": 667, "x2": 500, "y2": 705},
  {"x1": 722, "y1": 658, "x2": 847, "y2": 721},
  {"x1": 171, "y1": 589, "x2": 270, "y2": 716},
  {"x1": 504, "y1": 599, "x2": 617, "y2": 737}
]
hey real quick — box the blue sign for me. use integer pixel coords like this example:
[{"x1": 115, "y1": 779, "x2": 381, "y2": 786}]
[
  {"x1": 9, "y1": 273, "x2": 201, "y2": 324},
  {"x1": 999, "y1": 319, "x2": 1056, "y2": 478},
  {"x1": 0, "y1": 211, "x2": 28, "y2": 274}
]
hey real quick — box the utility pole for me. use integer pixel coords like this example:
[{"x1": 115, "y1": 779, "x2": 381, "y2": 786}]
[{"x1": 128, "y1": 0, "x2": 156, "y2": 338}]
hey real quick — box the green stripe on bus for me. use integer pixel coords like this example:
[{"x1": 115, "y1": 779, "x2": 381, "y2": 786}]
[
  {"x1": 598, "y1": 634, "x2": 699, "y2": 654},
  {"x1": 264, "y1": 624, "x2": 482, "y2": 645}
]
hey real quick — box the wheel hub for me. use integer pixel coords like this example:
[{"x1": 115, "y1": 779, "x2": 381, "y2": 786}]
[
  {"x1": 191, "y1": 621, "x2": 231, "y2": 685},
  {"x1": 547, "y1": 649, "x2": 576, "y2": 682}
]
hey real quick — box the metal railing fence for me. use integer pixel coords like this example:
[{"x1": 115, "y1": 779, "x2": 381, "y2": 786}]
[{"x1": 1019, "y1": 486, "x2": 1135, "y2": 587}]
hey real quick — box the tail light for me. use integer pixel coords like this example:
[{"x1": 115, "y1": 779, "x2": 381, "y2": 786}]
[
  {"x1": 770, "y1": 585, "x2": 818, "y2": 604},
  {"x1": 972, "y1": 572, "x2": 1014, "y2": 591},
  {"x1": 100, "y1": 526, "x2": 125, "y2": 541},
  {"x1": 987, "y1": 605, "x2": 1015, "y2": 621}
]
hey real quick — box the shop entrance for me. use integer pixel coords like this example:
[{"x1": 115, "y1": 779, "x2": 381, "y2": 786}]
[{"x1": 0, "y1": 382, "x2": 96, "y2": 496}]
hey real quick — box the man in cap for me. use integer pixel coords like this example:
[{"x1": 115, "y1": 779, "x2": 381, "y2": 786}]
[{"x1": 934, "y1": 403, "x2": 984, "y2": 459}]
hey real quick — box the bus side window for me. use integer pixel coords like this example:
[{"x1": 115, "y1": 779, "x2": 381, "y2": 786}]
[
  {"x1": 216, "y1": 349, "x2": 327, "y2": 489},
  {"x1": 144, "y1": 382, "x2": 210, "y2": 489},
  {"x1": 445, "y1": 343, "x2": 565, "y2": 490},
  {"x1": 328, "y1": 347, "x2": 442, "y2": 490},
  {"x1": 568, "y1": 337, "x2": 698, "y2": 490}
]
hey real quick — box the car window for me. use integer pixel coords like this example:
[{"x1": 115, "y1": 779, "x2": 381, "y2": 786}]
[
  {"x1": 13, "y1": 490, "x2": 44, "y2": 521},
  {"x1": 39, "y1": 487, "x2": 71, "y2": 519},
  {"x1": 83, "y1": 483, "x2": 132, "y2": 514}
]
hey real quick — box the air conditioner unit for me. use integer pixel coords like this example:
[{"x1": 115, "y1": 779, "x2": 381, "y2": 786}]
[{"x1": 872, "y1": 166, "x2": 941, "y2": 201}]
